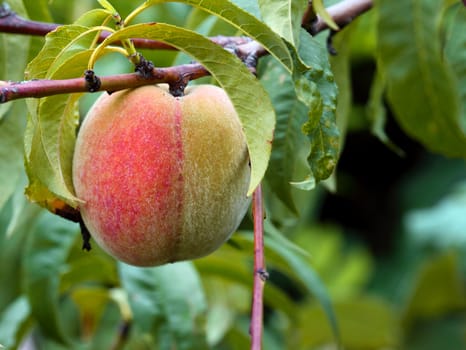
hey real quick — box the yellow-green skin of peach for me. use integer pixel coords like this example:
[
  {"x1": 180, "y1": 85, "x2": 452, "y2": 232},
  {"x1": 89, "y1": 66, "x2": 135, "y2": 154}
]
[{"x1": 72, "y1": 85, "x2": 251, "y2": 266}]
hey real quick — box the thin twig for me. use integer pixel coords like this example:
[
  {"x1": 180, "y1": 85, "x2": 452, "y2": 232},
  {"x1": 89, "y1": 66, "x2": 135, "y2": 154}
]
[{"x1": 250, "y1": 184, "x2": 268, "y2": 350}]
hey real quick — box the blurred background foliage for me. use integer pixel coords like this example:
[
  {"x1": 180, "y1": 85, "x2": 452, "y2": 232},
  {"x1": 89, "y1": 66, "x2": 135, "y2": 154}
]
[{"x1": 0, "y1": 0, "x2": 465, "y2": 349}]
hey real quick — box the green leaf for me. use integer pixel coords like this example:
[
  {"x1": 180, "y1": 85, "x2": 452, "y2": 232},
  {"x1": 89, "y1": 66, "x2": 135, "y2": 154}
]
[
  {"x1": 119, "y1": 262, "x2": 208, "y2": 349},
  {"x1": 444, "y1": 5, "x2": 466, "y2": 130},
  {"x1": 147, "y1": 0, "x2": 293, "y2": 71},
  {"x1": 23, "y1": 212, "x2": 79, "y2": 345},
  {"x1": 229, "y1": 232, "x2": 341, "y2": 344},
  {"x1": 0, "y1": 102, "x2": 26, "y2": 211},
  {"x1": 95, "y1": 23, "x2": 275, "y2": 195},
  {"x1": 406, "y1": 181, "x2": 466, "y2": 247},
  {"x1": 25, "y1": 26, "x2": 91, "y2": 80},
  {"x1": 194, "y1": 251, "x2": 252, "y2": 287},
  {"x1": 26, "y1": 93, "x2": 81, "y2": 207},
  {"x1": 178, "y1": 9, "x2": 240, "y2": 68},
  {"x1": 401, "y1": 253, "x2": 466, "y2": 328},
  {"x1": 22, "y1": 0, "x2": 52, "y2": 22},
  {"x1": 74, "y1": 8, "x2": 113, "y2": 28},
  {"x1": 442, "y1": 0, "x2": 462, "y2": 9},
  {"x1": 230, "y1": 0, "x2": 262, "y2": 18},
  {"x1": 61, "y1": 236, "x2": 119, "y2": 292},
  {"x1": 2, "y1": 0, "x2": 29, "y2": 18},
  {"x1": 376, "y1": 0, "x2": 466, "y2": 157},
  {"x1": 366, "y1": 65, "x2": 404, "y2": 155},
  {"x1": 97, "y1": 0, "x2": 118, "y2": 15},
  {"x1": 24, "y1": 12, "x2": 116, "y2": 207},
  {"x1": 69, "y1": 286, "x2": 114, "y2": 339},
  {"x1": 3, "y1": 175, "x2": 42, "y2": 241},
  {"x1": 264, "y1": 220, "x2": 310, "y2": 258},
  {"x1": 294, "y1": 29, "x2": 340, "y2": 183},
  {"x1": 182, "y1": 8, "x2": 238, "y2": 40},
  {"x1": 194, "y1": 244, "x2": 298, "y2": 320},
  {"x1": 258, "y1": 0, "x2": 308, "y2": 46},
  {"x1": 292, "y1": 225, "x2": 374, "y2": 300},
  {"x1": 25, "y1": 47, "x2": 113, "y2": 208},
  {"x1": 261, "y1": 57, "x2": 311, "y2": 212},
  {"x1": 0, "y1": 297, "x2": 31, "y2": 349},
  {"x1": 32, "y1": 8, "x2": 113, "y2": 78},
  {"x1": 0, "y1": 1, "x2": 30, "y2": 121},
  {"x1": 0, "y1": 35, "x2": 30, "y2": 120},
  {"x1": 329, "y1": 25, "x2": 353, "y2": 144},
  {"x1": 264, "y1": 235, "x2": 341, "y2": 344},
  {"x1": 201, "y1": 278, "x2": 250, "y2": 345},
  {"x1": 90, "y1": 298, "x2": 126, "y2": 350},
  {"x1": 403, "y1": 314, "x2": 466, "y2": 350},
  {"x1": 294, "y1": 297, "x2": 399, "y2": 349},
  {"x1": 0, "y1": 182, "x2": 42, "y2": 312},
  {"x1": 367, "y1": 67, "x2": 388, "y2": 141}
]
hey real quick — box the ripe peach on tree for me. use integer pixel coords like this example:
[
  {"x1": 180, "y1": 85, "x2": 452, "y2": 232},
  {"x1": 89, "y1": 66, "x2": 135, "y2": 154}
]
[{"x1": 72, "y1": 84, "x2": 251, "y2": 266}]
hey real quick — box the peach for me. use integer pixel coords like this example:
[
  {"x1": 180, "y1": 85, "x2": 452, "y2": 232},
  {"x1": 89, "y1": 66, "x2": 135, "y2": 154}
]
[{"x1": 72, "y1": 84, "x2": 250, "y2": 266}]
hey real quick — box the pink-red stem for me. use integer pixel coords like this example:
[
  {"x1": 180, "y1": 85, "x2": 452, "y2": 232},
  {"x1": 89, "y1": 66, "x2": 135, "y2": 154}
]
[{"x1": 250, "y1": 184, "x2": 267, "y2": 350}]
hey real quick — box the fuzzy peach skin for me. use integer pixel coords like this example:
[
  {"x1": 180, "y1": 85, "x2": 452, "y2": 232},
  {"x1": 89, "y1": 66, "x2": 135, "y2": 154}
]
[{"x1": 72, "y1": 84, "x2": 251, "y2": 266}]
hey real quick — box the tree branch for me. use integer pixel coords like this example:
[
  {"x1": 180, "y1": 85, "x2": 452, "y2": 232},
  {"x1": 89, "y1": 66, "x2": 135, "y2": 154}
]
[
  {"x1": 0, "y1": 0, "x2": 375, "y2": 103},
  {"x1": 0, "y1": 63, "x2": 209, "y2": 103},
  {"x1": 308, "y1": 0, "x2": 373, "y2": 35},
  {"x1": 0, "y1": 0, "x2": 373, "y2": 104},
  {"x1": 250, "y1": 184, "x2": 268, "y2": 350},
  {"x1": 0, "y1": 3, "x2": 250, "y2": 50},
  {"x1": 0, "y1": 0, "x2": 374, "y2": 42}
]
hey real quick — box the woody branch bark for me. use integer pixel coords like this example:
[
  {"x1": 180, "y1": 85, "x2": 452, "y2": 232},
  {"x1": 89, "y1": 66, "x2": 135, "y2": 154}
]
[
  {"x1": 0, "y1": 64, "x2": 209, "y2": 103},
  {"x1": 305, "y1": 0, "x2": 373, "y2": 34},
  {"x1": 0, "y1": 0, "x2": 373, "y2": 104},
  {"x1": 0, "y1": 3, "x2": 250, "y2": 49}
]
